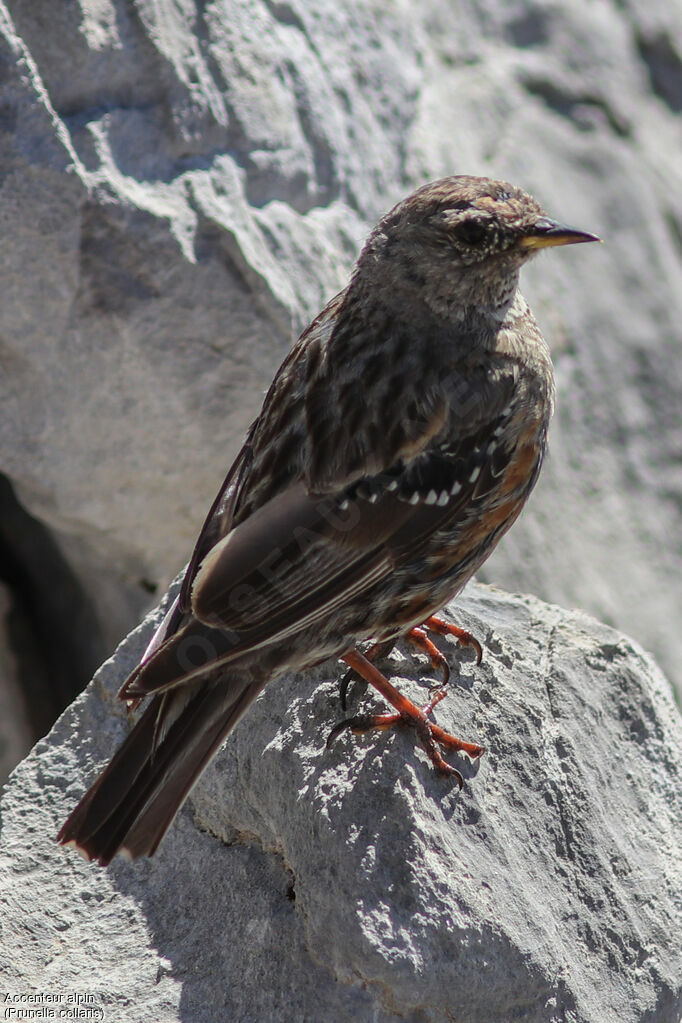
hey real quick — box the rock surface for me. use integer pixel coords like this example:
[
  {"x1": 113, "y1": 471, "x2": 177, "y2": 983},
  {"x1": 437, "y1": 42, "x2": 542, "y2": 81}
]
[
  {"x1": 0, "y1": 0, "x2": 681, "y2": 720},
  {"x1": 1, "y1": 582, "x2": 680, "y2": 1022}
]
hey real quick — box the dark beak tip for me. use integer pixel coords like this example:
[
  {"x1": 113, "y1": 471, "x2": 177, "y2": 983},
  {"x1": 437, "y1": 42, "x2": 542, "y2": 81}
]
[{"x1": 572, "y1": 230, "x2": 602, "y2": 245}]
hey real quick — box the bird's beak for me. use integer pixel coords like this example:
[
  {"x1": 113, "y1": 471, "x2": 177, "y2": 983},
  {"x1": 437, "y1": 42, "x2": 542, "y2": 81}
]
[{"x1": 520, "y1": 217, "x2": 602, "y2": 249}]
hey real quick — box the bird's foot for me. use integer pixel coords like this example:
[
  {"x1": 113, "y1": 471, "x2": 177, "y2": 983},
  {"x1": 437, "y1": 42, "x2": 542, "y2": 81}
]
[
  {"x1": 337, "y1": 614, "x2": 482, "y2": 709},
  {"x1": 328, "y1": 649, "x2": 484, "y2": 784},
  {"x1": 420, "y1": 614, "x2": 483, "y2": 668}
]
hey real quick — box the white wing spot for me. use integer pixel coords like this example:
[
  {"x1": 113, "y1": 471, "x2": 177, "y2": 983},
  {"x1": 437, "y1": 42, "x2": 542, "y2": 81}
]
[
  {"x1": 425, "y1": 490, "x2": 438, "y2": 505},
  {"x1": 469, "y1": 466, "x2": 481, "y2": 483}
]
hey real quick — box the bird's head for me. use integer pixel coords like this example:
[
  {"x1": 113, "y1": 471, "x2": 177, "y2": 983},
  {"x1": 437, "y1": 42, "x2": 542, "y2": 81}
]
[{"x1": 358, "y1": 176, "x2": 600, "y2": 319}]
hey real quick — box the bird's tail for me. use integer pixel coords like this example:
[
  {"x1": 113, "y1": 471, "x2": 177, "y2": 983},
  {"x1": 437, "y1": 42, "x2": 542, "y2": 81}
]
[{"x1": 57, "y1": 671, "x2": 263, "y2": 865}]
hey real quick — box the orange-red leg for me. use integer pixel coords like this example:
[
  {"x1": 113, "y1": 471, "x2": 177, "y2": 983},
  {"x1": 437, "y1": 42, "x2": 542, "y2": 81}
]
[
  {"x1": 338, "y1": 615, "x2": 482, "y2": 707},
  {"x1": 327, "y1": 649, "x2": 484, "y2": 785},
  {"x1": 338, "y1": 637, "x2": 395, "y2": 710}
]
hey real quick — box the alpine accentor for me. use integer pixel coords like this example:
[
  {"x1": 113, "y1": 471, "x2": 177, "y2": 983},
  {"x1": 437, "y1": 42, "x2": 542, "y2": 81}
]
[{"x1": 58, "y1": 176, "x2": 599, "y2": 864}]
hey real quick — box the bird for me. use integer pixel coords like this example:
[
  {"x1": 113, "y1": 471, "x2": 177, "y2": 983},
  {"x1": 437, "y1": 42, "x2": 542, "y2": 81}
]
[{"x1": 57, "y1": 175, "x2": 599, "y2": 865}]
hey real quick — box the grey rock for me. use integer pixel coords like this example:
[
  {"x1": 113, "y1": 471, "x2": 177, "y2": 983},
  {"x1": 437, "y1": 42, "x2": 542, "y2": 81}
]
[
  {"x1": 0, "y1": 0, "x2": 681, "y2": 716},
  {"x1": 1, "y1": 582, "x2": 680, "y2": 1022}
]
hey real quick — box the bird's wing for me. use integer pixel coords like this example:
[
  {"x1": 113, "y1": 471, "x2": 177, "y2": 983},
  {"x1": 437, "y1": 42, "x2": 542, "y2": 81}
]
[
  {"x1": 193, "y1": 398, "x2": 527, "y2": 632},
  {"x1": 121, "y1": 387, "x2": 528, "y2": 702},
  {"x1": 178, "y1": 434, "x2": 256, "y2": 613}
]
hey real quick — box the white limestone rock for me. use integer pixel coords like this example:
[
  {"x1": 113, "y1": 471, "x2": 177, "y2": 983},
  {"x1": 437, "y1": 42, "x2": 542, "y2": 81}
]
[{"x1": 1, "y1": 582, "x2": 680, "y2": 1022}]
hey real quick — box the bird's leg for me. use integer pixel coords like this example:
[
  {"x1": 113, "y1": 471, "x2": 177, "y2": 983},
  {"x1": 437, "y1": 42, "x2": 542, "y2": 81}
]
[
  {"x1": 338, "y1": 637, "x2": 396, "y2": 710},
  {"x1": 339, "y1": 616, "x2": 481, "y2": 708},
  {"x1": 327, "y1": 649, "x2": 484, "y2": 786}
]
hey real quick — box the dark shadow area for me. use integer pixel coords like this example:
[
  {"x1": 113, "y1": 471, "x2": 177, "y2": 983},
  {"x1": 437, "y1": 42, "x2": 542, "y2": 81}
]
[
  {"x1": 0, "y1": 472, "x2": 106, "y2": 741},
  {"x1": 636, "y1": 30, "x2": 682, "y2": 113}
]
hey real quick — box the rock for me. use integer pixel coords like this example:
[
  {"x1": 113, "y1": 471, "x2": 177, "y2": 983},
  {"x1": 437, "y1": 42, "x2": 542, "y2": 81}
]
[
  {"x1": 0, "y1": 0, "x2": 681, "y2": 717},
  {"x1": 1, "y1": 581, "x2": 680, "y2": 1022}
]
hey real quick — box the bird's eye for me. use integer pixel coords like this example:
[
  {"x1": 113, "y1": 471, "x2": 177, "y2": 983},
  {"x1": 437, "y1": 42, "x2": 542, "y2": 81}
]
[{"x1": 454, "y1": 219, "x2": 488, "y2": 246}]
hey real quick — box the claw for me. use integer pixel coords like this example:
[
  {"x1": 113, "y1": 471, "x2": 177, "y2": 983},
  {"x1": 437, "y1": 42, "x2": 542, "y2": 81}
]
[
  {"x1": 338, "y1": 665, "x2": 358, "y2": 712},
  {"x1": 327, "y1": 710, "x2": 401, "y2": 746}
]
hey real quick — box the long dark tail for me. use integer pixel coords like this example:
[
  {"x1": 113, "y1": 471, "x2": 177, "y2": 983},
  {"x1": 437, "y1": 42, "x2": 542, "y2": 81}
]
[{"x1": 57, "y1": 672, "x2": 263, "y2": 865}]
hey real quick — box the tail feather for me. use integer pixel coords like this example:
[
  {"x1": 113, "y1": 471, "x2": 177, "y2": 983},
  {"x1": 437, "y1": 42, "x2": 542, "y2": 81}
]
[
  {"x1": 118, "y1": 620, "x2": 240, "y2": 702},
  {"x1": 57, "y1": 672, "x2": 264, "y2": 865}
]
